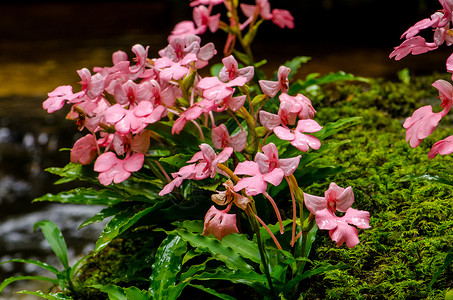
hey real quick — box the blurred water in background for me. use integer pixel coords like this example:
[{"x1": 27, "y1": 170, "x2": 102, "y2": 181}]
[{"x1": 0, "y1": 1, "x2": 450, "y2": 298}]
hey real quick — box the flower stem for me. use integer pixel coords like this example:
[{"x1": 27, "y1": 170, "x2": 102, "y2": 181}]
[{"x1": 246, "y1": 204, "x2": 277, "y2": 298}]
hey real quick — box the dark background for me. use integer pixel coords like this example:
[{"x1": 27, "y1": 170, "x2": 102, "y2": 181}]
[{"x1": 0, "y1": 0, "x2": 451, "y2": 81}]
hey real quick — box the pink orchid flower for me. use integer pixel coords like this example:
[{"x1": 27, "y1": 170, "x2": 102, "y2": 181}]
[
  {"x1": 304, "y1": 182, "x2": 354, "y2": 214},
  {"x1": 255, "y1": 143, "x2": 301, "y2": 176},
  {"x1": 273, "y1": 119, "x2": 322, "y2": 152},
  {"x1": 190, "y1": 0, "x2": 224, "y2": 7},
  {"x1": 271, "y1": 9, "x2": 294, "y2": 29},
  {"x1": 240, "y1": 0, "x2": 272, "y2": 21},
  {"x1": 159, "y1": 164, "x2": 197, "y2": 196},
  {"x1": 43, "y1": 85, "x2": 84, "y2": 113},
  {"x1": 94, "y1": 152, "x2": 144, "y2": 185},
  {"x1": 212, "y1": 124, "x2": 247, "y2": 152},
  {"x1": 233, "y1": 161, "x2": 284, "y2": 196},
  {"x1": 112, "y1": 80, "x2": 153, "y2": 106},
  {"x1": 105, "y1": 101, "x2": 166, "y2": 135},
  {"x1": 390, "y1": 36, "x2": 438, "y2": 60},
  {"x1": 403, "y1": 105, "x2": 443, "y2": 148},
  {"x1": 155, "y1": 53, "x2": 198, "y2": 82},
  {"x1": 259, "y1": 66, "x2": 291, "y2": 97},
  {"x1": 193, "y1": 5, "x2": 221, "y2": 34},
  {"x1": 159, "y1": 144, "x2": 233, "y2": 196},
  {"x1": 202, "y1": 205, "x2": 239, "y2": 240},
  {"x1": 70, "y1": 134, "x2": 98, "y2": 165},
  {"x1": 187, "y1": 143, "x2": 233, "y2": 179},
  {"x1": 401, "y1": 12, "x2": 443, "y2": 40},
  {"x1": 432, "y1": 79, "x2": 453, "y2": 111},
  {"x1": 428, "y1": 135, "x2": 453, "y2": 158},
  {"x1": 197, "y1": 76, "x2": 248, "y2": 101},
  {"x1": 304, "y1": 183, "x2": 370, "y2": 248},
  {"x1": 77, "y1": 68, "x2": 105, "y2": 100},
  {"x1": 211, "y1": 179, "x2": 251, "y2": 210},
  {"x1": 219, "y1": 55, "x2": 255, "y2": 82},
  {"x1": 315, "y1": 207, "x2": 370, "y2": 248},
  {"x1": 129, "y1": 44, "x2": 149, "y2": 74}
]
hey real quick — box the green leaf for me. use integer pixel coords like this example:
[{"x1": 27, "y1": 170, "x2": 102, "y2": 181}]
[
  {"x1": 0, "y1": 258, "x2": 59, "y2": 275},
  {"x1": 94, "y1": 204, "x2": 158, "y2": 253},
  {"x1": 124, "y1": 286, "x2": 152, "y2": 300},
  {"x1": 159, "y1": 153, "x2": 194, "y2": 169},
  {"x1": 189, "y1": 284, "x2": 237, "y2": 300},
  {"x1": 290, "y1": 71, "x2": 369, "y2": 94},
  {"x1": 282, "y1": 56, "x2": 311, "y2": 80},
  {"x1": 397, "y1": 68, "x2": 411, "y2": 85},
  {"x1": 312, "y1": 117, "x2": 362, "y2": 140},
  {"x1": 285, "y1": 262, "x2": 350, "y2": 290},
  {"x1": 45, "y1": 163, "x2": 98, "y2": 185},
  {"x1": 191, "y1": 266, "x2": 270, "y2": 296},
  {"x1": 149, "y1": 235, "x2": 188, "y2": 300},
  {"x1": 177, "y1": 220, "x2": 262, "y2": 265},
  {"x1": 169, "y1": 227, "x2": 254, "y2": 272},
  {"x1": 33, "y1": 188, "x2": 123, "y2": 206},
  {"x1": 91, "y1": 284, "x2": 127, "y2": 300},
  {"x1": 211, "y1": 63, "x2": 223, "y2": 78},
  {"x1": 33, "y1": 221, "x2": 69, "y2": 269},
  {"x1": 16, "y1": 290, "x2": 73, "y2": 299},
  {"x1": 429, "y1": 247, "x2": 453, "y2": 289},
  {"x1": 0, "y1": 276, "x2": 59, "y2": 294}
]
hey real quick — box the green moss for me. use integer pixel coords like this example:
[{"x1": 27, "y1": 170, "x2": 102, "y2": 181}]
[{"x1": 300, "y1": 74, "x2": 453, "y2": 299}]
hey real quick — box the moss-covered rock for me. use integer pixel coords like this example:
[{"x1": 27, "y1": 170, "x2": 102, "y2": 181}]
[{"x1": 301, "y1": 73, "x2": 453, "y2": 299}]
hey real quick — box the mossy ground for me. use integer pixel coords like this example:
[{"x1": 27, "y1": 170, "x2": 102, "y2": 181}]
[
  {"x1": 72, "y1": 72, "x2": 453, "y2": 299},
  {"x1": 301, "y1": 73, "x2": 453, "y2": 299}
]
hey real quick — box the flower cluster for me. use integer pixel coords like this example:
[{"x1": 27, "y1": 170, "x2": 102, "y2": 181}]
[
  {"x1": 391, "y1": 0, "x2": 453, "y2": 157},
  {"x1": 43, "y1": 0, "x2": 369, "y2": 249}
]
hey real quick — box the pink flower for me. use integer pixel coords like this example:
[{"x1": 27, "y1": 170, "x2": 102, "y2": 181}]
[
  {"x1": 233, "y1": 161, "x2": 284, "y2": 196},
  {"x1": 77, "y1": 68, "x2": 105, "y2": 100},
  {"x1": 202, "y1": 205, "x2": 239, "y2": 240},
  {"x1": 259, "y1": 66, "x2": 291, "y2": 97},
  {"x1": 403, "y1": 105, "x2": 442, "y2": 148},
  {"x1": 428, "y1": 135, "x2": 453, "y2": 158},
  {"x1": 390, "y1": 36, "x2": 438, "y2": 60},
  {"x1": 304, "y1": 182, "x2": 354, "y2": 214},
  {"x1": 315, "y1": 208, "x2": 370, "y2": 248},
  {"x1": 240, "y1": 0, "x2": 272, "y2": 21},
  {"x1": 400, "y1": 12, "x2": 443, "y2": 40},
  {"x1": 197, "y1": 76, "x2": 248, "y2": 101},
  {"x1": 159, "y1": 164, "x2": 197, "y2": 196},
  {"x1": 155, "y1": 53, "x2": 198, "y2": 81},
  {"x1": 70, "y1": 134, "x2": 98, "y2": 165},
  {"x1": 432, "y1": 79, "x2": 453, "y2": 110},
  {"x1": 303, "y1": 183, "x2": 370, "y2": 248},
  {"x1": 94, "y1": 152, "x2": 144, "y2": 185},
  {"x1": 212, "y1": 124, "x2": 247, "y2": 152},
  {"x1": 193, "y1": 5, "x2": 221, "y2": 34},
  {"x1": 43, "y1": 85, "x2": 83, "y2": 113},
  {"x1": 271, "y1": 9, "x2": 294, "y2": 29},
  {"x1": 105, "y1": 101, "x2": 165, "y2": 135},
  {"x1": 255, "y1": 143, "x2": 301, "y2": 176},
  {"x1": 159, "y1": 144, "x2": 233, "y2": 195},
  {"x1": 219, "y1": 55, "x2": 254, "y2": 82},
  {"x1": 112, "y1": 80, "x2": 153, "y2": 106},
  {"x1": 211, "y1": 179, "x2": 251, "y2": 210},
  {"x1": 190, "y1": 0, "x2": 224, "y2": 7},
  {"x1": 187, "y1": 143, "x2": 233, "y2": 179},
  {"x1": 273, "y1": 119, "x2": 322, "y2": 152},
  {"x1": 279, "y1": 93, "x2": 316, "y2": 125}
]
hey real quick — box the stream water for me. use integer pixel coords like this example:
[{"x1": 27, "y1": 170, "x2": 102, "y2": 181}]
[{"x1": 0, "y1": 1, "x2": 451, "y2": 298}]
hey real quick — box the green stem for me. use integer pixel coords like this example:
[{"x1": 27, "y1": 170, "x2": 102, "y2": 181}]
[{"x1": 247, "y1": 204, "x2": 277, "y2": 298}]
